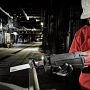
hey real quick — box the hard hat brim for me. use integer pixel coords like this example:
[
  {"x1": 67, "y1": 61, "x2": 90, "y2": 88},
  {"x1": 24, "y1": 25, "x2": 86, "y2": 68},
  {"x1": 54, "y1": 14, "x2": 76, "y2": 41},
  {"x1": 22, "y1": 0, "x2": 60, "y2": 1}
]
[{"x1": 80, "y1": 12, "x2": 90, "y2": 19}]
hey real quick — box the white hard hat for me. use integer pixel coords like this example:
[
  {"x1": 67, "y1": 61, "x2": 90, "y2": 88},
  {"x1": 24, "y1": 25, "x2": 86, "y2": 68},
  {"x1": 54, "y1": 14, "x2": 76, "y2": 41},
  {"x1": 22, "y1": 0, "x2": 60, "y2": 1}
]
[{"x1": 80, "y1": 0, "x2": 90, "y2": 19}]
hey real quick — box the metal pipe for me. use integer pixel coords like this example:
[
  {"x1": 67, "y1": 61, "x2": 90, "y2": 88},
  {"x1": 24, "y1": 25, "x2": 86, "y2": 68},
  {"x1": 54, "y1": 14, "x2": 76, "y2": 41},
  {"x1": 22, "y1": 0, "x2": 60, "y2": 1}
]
[
  {"x1": 32, "y1": 67, "x2": 40, "y2": 90},
  {"x1": 29, "y1": 60, "x2": 40, "y2": 90}
]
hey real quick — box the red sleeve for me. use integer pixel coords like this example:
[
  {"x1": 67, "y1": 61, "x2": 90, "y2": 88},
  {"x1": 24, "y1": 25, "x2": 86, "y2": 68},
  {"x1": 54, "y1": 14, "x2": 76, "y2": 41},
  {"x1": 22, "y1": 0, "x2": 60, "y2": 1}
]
[
  {"x1": 69, "y1": 31, "x2": 82, "y2": 53},
  {"x1": 69, "y1": 27, "x2": 90, "y2": 66}
]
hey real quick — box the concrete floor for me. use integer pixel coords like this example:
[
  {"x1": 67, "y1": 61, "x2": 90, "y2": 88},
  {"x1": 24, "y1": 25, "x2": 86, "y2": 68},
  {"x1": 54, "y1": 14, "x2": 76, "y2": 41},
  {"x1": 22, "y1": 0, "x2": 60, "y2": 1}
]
[{"x1": 0, "y1": 42, "x2": 81, "y2": 90}]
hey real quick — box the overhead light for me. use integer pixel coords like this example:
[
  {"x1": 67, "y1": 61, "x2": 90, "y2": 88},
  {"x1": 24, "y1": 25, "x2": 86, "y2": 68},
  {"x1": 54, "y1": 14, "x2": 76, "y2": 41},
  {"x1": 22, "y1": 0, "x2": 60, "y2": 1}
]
[
  {"x1": 27, "y1": 16, "x2": 29, "y2": 20},
  {"x1": 0, "y1": 7, "x2": 13, "y2": 19},
  {"x1": 28, "y1": 16, "x2": 40, "y2": 19},
  {"x1": 32, "y1": 28, "x2": 36, "y2": 31},
  {"x1": 36, "y1": 19, "x2": 40, "y2": 22},
  {"x1": 11, "y1": 16, "x2": 13, "y2": 19},
  {"x1": 12, "y1": 32, "x2": 18, "y2": 35},
  {"x1": 22, "y1": 9, "x2": 29, "y2": 20},
  {"x1": 40, "y1": 22, "x2": 44, "y2": 27}
]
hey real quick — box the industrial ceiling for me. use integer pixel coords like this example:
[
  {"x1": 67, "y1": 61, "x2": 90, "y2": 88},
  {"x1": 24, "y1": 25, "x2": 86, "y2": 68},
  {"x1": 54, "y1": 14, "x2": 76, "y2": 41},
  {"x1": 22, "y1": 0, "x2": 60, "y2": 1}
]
[{"x1": 0, "y1": 0, "x2": 81, "y2": 29}]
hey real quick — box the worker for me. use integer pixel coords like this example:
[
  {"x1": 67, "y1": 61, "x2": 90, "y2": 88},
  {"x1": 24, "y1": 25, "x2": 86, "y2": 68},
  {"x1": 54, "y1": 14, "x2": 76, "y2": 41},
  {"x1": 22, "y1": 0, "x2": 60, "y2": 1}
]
[{"x1": 69, "y1": 0, "x2": 90, "y2": 89}]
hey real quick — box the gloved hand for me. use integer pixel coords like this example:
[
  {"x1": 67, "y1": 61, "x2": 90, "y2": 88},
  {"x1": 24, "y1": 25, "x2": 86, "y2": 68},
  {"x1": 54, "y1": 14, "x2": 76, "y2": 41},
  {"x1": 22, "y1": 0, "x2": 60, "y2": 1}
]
[
  {"x1": 51, "y1": 63, "x2": 73, "y2": 76},
  {"x1": 83, "y1": 50, "x2": 90, "y2": 66}
]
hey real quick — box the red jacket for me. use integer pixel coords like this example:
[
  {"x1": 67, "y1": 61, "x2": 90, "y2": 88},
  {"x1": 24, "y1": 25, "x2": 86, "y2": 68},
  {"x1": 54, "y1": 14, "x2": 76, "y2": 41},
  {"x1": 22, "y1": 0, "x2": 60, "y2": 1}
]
[{"x1": 69, "y1": 25, "x2": 90, "y2": 90}]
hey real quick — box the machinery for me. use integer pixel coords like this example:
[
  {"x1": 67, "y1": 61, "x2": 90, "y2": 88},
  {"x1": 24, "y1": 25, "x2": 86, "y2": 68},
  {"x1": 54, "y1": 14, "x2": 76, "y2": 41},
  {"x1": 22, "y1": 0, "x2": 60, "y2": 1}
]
[
  {"x1": 34, "y1": 51, "x2": 88, "y2": 77},
  {"x1": 7, "y1": 51, "x2": 88, "y2": 90}
]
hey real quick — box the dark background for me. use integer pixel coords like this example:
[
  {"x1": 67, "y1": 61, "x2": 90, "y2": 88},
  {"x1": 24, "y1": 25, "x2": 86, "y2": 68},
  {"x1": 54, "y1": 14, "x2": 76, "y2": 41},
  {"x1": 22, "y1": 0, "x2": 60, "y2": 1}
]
[{"x1": 0, "y1": 0, "x2": 87, "y2": 90}]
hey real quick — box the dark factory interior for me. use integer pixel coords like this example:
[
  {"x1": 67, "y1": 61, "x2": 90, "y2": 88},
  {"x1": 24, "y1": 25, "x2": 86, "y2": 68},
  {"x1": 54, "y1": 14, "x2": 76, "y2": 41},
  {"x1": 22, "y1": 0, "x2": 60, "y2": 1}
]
[
  {"x1": 0, "y1": 0, "x2": 86, "y2": 53},
  {"x1": 0, "y1": 0, "x2": 88, "y2": 90}
]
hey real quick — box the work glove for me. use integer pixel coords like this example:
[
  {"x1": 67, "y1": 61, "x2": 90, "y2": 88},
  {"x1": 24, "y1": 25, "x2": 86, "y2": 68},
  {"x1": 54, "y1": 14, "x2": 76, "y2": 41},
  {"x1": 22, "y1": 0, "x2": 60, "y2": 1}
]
[{"x1": 51, "y1": 63, "x2": 73, "y2": 76}]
